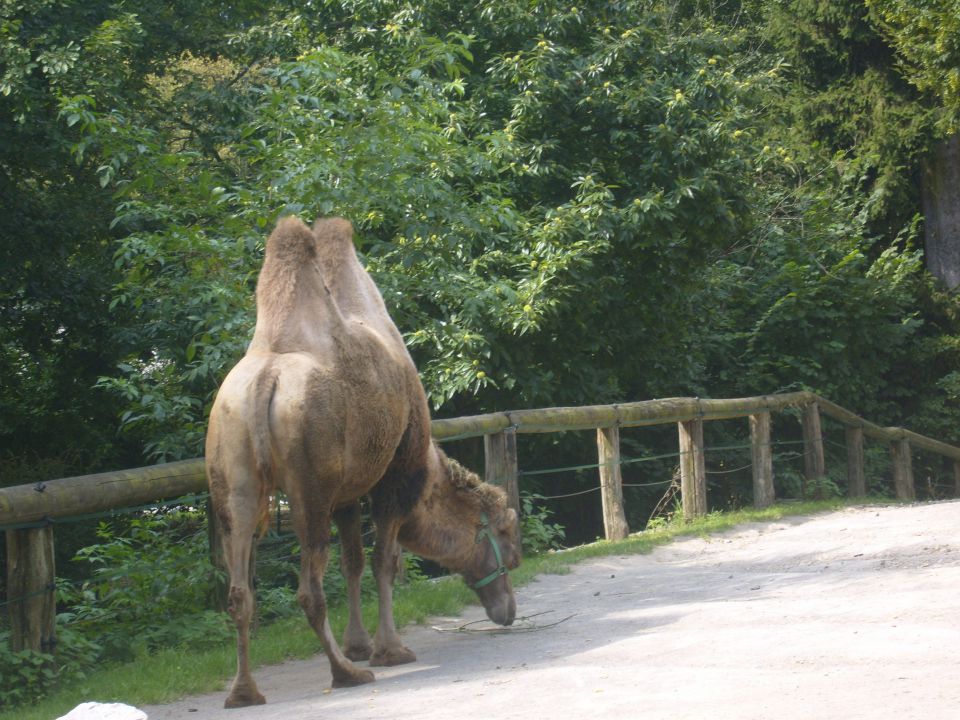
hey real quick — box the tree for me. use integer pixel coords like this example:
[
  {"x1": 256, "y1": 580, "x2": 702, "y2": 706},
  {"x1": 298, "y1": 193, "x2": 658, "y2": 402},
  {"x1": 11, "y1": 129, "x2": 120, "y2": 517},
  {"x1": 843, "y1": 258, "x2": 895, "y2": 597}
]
[
  {"x1": 868, "y1": 0, "x2": 960, "y2": 289},
  {"x1": 7, "y1": 0, "x2": 960, "y2": 479},
  {"x1": 60, "y1": 1, "x2": 773, "y2": 460},
  {"x1": 867, "y1": 0, "x2": 960, "y2": 117},
  {"x1": 0, "y1": 1, "x2": 139, "y2": 475},
  {"x1": 760, "y1": 0, "x2": 935, "y2": 241},
  {"x1": 698, "y1": 0, "x2": 960, "y2": 444},
  {"x1": 0, "y1": 1, "x2": 308, "y2": 472}
]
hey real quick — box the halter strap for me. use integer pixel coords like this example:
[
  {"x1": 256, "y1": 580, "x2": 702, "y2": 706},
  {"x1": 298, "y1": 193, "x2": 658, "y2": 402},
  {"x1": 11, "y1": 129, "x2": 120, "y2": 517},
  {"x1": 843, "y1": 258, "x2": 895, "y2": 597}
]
[{"x1": 472, "y1": 512, "x2": 508, "y2": 589}]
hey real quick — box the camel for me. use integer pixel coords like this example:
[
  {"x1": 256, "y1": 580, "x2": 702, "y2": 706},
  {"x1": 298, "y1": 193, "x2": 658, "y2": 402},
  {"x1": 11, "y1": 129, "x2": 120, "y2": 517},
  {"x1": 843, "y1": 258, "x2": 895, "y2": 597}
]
[{"x1": 205, "y1": 216, "x2": 521, "y2": 709}]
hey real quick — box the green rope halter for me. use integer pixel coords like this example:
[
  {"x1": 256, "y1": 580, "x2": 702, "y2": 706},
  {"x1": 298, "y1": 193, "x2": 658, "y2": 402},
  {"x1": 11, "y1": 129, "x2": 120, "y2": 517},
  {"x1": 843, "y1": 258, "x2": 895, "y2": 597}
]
[{"x1": 472, "y1": 511, "x2": 508, "y2": 589}]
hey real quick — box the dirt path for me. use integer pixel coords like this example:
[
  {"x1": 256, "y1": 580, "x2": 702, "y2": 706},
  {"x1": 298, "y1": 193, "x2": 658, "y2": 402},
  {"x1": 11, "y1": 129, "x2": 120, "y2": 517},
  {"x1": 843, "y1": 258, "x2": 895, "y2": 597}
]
[{"x1": 143, "y1": 501, "x2": 960, "y2": 720}]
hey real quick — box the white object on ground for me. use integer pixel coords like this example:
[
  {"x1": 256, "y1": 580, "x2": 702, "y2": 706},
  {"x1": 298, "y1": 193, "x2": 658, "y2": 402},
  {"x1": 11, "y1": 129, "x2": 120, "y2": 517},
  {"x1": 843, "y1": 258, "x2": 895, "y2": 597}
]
[{"x1": 57, "y1": 702, "x2": 148, "y2": 720}]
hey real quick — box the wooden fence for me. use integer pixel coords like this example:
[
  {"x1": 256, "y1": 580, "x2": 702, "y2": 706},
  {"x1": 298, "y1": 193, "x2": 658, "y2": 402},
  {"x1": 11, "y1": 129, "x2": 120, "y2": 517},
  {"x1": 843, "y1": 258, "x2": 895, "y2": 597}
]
[{"x1": 4, "y1": 390, "x2": 960, "y2": 655}]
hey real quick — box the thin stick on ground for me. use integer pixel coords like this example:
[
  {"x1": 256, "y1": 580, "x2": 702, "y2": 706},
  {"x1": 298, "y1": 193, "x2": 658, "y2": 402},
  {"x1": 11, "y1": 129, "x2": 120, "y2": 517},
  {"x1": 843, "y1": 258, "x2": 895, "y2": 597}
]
[{"x1": 431, "y1": 610, "x2": 577, "y2": 635}]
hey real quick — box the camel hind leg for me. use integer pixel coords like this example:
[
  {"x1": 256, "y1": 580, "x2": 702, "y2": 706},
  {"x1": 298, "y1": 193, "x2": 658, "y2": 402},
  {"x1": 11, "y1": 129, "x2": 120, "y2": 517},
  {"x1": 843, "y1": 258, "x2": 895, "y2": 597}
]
[{"x1": 210, "y1": 477, "x2": 267, "y2": 708}]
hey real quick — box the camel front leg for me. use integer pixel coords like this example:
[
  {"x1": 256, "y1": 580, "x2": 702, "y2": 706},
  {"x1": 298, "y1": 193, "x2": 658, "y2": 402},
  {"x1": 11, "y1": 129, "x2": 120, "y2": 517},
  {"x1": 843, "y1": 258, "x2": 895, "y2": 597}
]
[
  {"x1": 370, "y1": 517, "x2": 416, "y2": 666},
  {"x1": 334, "y1": 502, "x2": 373, "y2": 661},
  {"x1": 298, "y1": 518, "x2": 375, "y2": 688}
]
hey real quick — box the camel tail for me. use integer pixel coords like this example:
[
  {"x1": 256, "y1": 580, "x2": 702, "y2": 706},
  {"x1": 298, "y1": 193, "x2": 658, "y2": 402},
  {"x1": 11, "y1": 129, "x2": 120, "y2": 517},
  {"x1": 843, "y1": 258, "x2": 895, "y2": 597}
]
[{"x1": 252, "y1": 365, "x2": 280, "y2": 537}]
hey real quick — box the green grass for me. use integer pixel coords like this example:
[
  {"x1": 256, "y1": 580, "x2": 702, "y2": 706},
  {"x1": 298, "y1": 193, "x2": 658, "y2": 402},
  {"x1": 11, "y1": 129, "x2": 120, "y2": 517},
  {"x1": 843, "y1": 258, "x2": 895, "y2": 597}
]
[{"x1": 2, "y1": 499, "x2": 863, "y2": 720}]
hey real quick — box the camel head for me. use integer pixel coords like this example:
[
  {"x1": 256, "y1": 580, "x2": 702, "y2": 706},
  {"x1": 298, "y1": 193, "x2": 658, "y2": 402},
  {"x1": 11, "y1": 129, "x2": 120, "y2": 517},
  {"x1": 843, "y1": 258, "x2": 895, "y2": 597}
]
[{"x1": 440, "y1": 452, "x2": 521, "y2": 626}]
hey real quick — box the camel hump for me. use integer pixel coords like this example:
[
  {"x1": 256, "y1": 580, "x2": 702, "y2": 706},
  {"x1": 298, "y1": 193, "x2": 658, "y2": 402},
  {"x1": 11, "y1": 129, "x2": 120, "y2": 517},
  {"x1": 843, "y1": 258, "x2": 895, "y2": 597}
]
[
  {"x1": 313, "y1": 217, "x2": 355, "y2": 247},
  {"x1": 308, "y1": 216, "x2": 392, "y2": 324},
  {"x1": 264, "y1": 216, "x2": 317, "y2": 266},
  {"x1": 312, "y1": 217, "x2": 359, "y2": 275},
  {"x1": 252, "y1": 216, "x2": 345, "y2": 352}
]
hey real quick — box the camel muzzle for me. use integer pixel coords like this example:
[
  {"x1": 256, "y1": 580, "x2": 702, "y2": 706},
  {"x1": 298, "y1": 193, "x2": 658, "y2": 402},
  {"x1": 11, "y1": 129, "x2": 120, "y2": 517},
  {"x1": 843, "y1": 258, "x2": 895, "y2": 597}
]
[{"x1": 484, "y1": 590, "x2": 517, "y2": 626}]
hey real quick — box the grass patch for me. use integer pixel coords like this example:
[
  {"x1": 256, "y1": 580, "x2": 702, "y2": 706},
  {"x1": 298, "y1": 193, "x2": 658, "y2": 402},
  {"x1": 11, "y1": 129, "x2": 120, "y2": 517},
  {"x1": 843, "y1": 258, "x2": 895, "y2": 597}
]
[{"x1": 2, "y1": 498, "x2": 860, "y2": 720}]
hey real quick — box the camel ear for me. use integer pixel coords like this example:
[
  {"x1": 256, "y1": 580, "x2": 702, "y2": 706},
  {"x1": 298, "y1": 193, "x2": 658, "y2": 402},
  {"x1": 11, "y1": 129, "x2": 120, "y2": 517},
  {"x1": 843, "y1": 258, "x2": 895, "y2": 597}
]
[{"x1": 498, "y1": 507, "x2": 518, "y2": 530}]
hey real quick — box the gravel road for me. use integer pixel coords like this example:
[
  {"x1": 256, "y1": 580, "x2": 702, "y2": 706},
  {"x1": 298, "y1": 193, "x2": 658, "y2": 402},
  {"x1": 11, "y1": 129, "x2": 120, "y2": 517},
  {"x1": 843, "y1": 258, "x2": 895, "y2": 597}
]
[{"x1": 142, "y1": 501, "x2": 960, "y2": 720}]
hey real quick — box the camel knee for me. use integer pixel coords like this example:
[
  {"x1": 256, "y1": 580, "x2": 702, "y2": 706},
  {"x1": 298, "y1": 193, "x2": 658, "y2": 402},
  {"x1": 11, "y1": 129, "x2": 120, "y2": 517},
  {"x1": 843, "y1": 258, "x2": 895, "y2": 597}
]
[
  {"x1": 228, "y1": 585, "x2": 255, "y2": 624},
  {"x1": 297, "y1": 582, "x2": 327, "y2": 621}
]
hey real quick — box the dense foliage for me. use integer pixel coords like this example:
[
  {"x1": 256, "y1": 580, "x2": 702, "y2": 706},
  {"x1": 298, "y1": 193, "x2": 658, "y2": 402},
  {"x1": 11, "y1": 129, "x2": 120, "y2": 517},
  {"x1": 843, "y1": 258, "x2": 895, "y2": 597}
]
[
  {"x1": 868, "y1": 0, "x2": 960, "y2": 122},
  {"x1": 40, "y1": 2, "x2": 784, "y2": 463},
  {"x1": 4, "y1": 0, "x2": 960, "y2": 706},
  {"x1": 4, "y1": 0, "x2": 957, "y2": 467}
]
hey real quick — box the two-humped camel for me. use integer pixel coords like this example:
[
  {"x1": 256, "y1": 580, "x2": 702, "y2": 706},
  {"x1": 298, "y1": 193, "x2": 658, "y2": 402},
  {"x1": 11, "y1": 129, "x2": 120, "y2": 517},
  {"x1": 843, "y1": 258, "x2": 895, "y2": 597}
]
[{"x1": 206, "y1": 217, "x2": 520, "y2": 708}]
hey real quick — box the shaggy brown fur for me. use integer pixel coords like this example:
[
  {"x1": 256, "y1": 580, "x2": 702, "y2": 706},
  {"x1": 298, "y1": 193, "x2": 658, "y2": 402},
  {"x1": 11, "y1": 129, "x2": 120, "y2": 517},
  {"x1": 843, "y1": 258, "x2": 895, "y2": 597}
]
[
  {"x1": 441, "y1": 450, "x2": 506, "y2": 512},
  {"x1": 205, "y1": 216, "x2": 520, "y2": 709}
]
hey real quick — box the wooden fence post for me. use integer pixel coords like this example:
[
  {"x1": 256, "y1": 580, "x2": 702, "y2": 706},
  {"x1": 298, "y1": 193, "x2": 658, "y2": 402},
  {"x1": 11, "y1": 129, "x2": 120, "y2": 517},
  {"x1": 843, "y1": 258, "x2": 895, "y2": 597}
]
[
  {"x1": 891, "y1": 438, "x2": 916, "y2": 500},
  {"x1": 6, "y1": 525, "x2": 57, "y2": 653},
  {"x1": 678, "y1": 418, "x2": 707, "y2": 520},
  {"x1": 845, "y1": 426, "x2": 867, "y2": 498},
  {"x1": 484, "y1": 427, "x2": 520, "y2": 515},
  {"x1": 597, "y1": 426, "x2": 629, "y2": 540},
  {"x1": 801, "y1": 402, "x2": 826, "y2": 497},
  {"x1": 749, "y1": 412, "x2": 775, "y2": 508}
]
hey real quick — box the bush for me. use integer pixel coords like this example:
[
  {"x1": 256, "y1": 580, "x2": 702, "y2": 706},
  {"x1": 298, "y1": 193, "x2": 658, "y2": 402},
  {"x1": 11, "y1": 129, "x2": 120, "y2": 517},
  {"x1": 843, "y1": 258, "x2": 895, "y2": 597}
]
[
  {"x1": 0, "y1": 505, "x2": 234, "y2": 709},
  {"x1": 59, "y1": 511, "x2": 231, "y2": 663},
  {"x1": 520, "y1": 493, "x2": 566, "y2": 554},
  {"x1": 0, "y1": 637, "x2": 56, "y2": 708},
  {"x1": 0, "y1": 623, "x2": 100, "y2": 708}
]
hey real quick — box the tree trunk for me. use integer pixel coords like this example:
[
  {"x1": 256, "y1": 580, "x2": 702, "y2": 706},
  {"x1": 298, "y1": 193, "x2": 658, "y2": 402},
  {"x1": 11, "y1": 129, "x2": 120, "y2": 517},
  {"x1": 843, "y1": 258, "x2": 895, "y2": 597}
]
[{"x1": 923, "y1": 135, "x2": 960, "y2": 289}]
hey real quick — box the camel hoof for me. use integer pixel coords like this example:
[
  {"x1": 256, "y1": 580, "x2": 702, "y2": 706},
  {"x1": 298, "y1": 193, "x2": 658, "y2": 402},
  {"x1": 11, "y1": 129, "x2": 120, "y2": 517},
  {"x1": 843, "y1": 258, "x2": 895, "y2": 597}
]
[
  {"x1": 344, "y1": 642, "x2": 373, "y2": 662},
  {"x1": 332, "y1": 667, "x2": 375, "y2": 688},
  {"x1": 370, "y1": 646, "x2": 417, "y2": 667},
  {"x1": 224, "y1": 688, "x2": 266, "y2": 708}
]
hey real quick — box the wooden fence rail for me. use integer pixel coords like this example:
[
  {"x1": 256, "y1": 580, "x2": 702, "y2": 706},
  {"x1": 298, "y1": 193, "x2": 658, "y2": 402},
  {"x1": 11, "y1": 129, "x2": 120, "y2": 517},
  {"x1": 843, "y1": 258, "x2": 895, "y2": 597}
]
[{"x1": 4, "y1": 390, "x2": 960, "y2": 654}]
